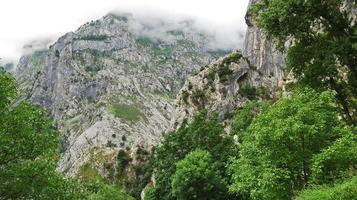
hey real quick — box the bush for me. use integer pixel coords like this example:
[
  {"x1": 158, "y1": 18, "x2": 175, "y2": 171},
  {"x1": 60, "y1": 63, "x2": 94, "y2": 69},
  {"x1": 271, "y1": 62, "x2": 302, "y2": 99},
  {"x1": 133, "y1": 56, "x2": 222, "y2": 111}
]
[
  {"x1": 117, "y1": 150, "x2": 132, "y2": 173},
  {"x1": 150, "y1": 111, "x2": 238, "y2": 200},
  {"x1": 229, "y1": 88, "x2": 354, "y2": 200},
  {"x1": 295, "y1": 176, "x2": 357, "y2": 200},
  {"x1": 239, "y1": 84, "x2": 257, "y2": 100},
  {"x1": 171, "y1": 150, "x2": 226, "y2": 200},
  {"x1": 221, "y1": 51, "x2": 242, "y2": 66},
  {"x1": 85, "y1": 65, "x2": 101, "y2": 77},
  {"x1": 218, "y1": 65, "x2": 233, "y2": 83}
]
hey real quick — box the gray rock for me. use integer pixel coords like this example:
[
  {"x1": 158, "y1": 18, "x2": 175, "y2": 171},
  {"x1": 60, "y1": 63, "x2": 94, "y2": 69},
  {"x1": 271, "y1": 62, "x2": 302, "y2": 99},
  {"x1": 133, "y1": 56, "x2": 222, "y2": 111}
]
[
  {"x1": 170, "y1": 0, "x2": 287, "y2": 133},
  {"x1": 16, "y1": 13, "x2": 229, "y2": 176}
]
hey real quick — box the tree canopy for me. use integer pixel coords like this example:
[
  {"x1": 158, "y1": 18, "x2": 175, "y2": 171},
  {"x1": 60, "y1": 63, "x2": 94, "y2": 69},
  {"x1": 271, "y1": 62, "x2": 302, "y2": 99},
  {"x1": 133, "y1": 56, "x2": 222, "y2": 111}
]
[
  {"x1": 252, "y1": 0, "x2": 357, "y2": 124},
  {"x1": 148, "y1": 111, "x2": 238, "y2": 200},
  {"x1": 171, "y1": 149, "x2": 226, "y2": 200},
  {"x1": 0, "y1": 66, "x2": 134, "y2": 199},
  {"x1": 229, "y1": 88, "x2": 356, "y2": 200}
]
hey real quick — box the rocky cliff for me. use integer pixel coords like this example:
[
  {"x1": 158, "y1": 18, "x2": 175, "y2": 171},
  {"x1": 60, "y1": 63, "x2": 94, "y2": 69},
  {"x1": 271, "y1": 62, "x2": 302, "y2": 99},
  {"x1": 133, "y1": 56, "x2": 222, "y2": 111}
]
[
  {"x1": 16, "y1": 13, "x2": 228, "y2": 177},
  {"x1": 170, "y1": 0, "x2": 286, "y2": 131}
]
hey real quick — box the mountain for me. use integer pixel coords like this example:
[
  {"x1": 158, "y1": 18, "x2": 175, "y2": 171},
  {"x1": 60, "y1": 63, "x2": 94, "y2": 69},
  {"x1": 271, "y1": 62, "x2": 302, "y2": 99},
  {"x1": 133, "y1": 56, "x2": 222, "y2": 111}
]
[
  {"x1": 170, "y1": 0, "x2": 286, "y2": 132},
  {"x1": 16, "y1": 13, "x2": 230, "y2": 178}
]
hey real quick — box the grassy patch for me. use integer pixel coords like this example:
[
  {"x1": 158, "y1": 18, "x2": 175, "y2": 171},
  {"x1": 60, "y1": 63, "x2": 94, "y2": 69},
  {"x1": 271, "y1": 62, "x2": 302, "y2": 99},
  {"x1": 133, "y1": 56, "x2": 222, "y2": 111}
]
[
  {"x1": 107, "y1": 103, "x2": 142, "y2": 122},
  {"x1": 89, "y1": 147, "x2": 118, "y2": 164},
  {"x1": 78, "y1": 163, "x2": 102, "y2": 182}
]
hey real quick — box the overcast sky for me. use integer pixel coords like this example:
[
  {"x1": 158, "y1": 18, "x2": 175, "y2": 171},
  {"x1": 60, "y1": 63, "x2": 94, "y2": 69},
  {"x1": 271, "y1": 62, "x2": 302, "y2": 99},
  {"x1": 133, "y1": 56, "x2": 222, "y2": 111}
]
[{"x1": 0, "y1": 0, "x2": 250, "y2": 63}]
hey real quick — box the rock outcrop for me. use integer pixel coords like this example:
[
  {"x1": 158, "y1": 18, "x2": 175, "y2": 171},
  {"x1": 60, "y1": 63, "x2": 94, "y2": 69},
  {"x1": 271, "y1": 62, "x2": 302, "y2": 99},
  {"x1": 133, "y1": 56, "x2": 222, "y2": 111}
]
[
  {"x1": 243, "y1": 0, "x2": 285, "y2": 80},
  {"x1": 16, "y1": 13, "x2": 228, "y2": 177},
  {"x1": 170, "y1": 0, "x2": 286, "y2": 131}
]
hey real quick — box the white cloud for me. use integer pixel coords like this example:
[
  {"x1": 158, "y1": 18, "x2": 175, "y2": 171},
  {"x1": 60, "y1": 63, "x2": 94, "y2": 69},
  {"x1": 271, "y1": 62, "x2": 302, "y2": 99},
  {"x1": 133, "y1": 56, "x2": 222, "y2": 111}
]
[{"x1": 0, "y1": 0, "x2": 250, "y2": 62}]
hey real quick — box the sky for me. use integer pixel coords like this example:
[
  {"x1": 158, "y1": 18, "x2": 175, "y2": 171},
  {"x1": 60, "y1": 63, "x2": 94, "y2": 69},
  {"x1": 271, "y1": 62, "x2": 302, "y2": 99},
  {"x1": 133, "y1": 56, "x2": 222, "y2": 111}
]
[{"x1": 0, "y1": 0, "x2": 250, "y2": 63}]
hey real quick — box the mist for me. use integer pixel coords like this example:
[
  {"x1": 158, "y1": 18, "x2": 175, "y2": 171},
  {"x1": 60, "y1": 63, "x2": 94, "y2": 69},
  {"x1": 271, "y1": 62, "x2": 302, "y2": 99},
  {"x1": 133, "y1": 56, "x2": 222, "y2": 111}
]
[
  {"x1": 0, "y1": 0, "x2": 250, "y2": 63},
  {"x1": 113, "y1": 9, "x2": 247, "y2": 51}
]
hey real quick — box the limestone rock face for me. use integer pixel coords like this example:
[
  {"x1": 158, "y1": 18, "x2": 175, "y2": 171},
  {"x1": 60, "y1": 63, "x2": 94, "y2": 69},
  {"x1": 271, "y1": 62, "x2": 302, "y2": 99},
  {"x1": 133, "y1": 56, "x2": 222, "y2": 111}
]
[
  {"x1": 243, "y1": 0, "x2": 285, "y2": 81},
  {"x1": 170, "y1": 51, "x2": 282, "y2": 133},
  {"x1": 170, "y1": 0, "x2": 286, "y2": 131},
  {"x1": 16, "y1": 13, "x2": 227, "y2": 176}
]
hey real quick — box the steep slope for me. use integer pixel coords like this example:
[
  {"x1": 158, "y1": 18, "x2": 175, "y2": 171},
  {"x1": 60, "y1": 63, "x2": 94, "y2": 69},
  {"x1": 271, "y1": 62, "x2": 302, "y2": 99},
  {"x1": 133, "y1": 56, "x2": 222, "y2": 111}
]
[
  {"x1": 16, "y1": 13, "x2": 228, "y2": 177},
  {"x1": 170, "y1": 0, "x2": 286, "y2": 131},
  {"x1": 243, "y1": 0, "x2": 285, "y2": 79}
]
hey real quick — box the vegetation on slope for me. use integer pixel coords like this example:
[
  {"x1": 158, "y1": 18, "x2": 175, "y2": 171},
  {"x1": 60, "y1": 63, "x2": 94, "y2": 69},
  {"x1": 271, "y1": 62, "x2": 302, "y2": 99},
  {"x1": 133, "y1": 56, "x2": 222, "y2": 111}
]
[
  {"x1": 107, "y1": 103, "x2": 143, "y2": 122},
  {"x1": 252, "y1": 0, "x2": 357, "y2": 124},
  {"x1": 147, "y1": 111, "x2": 238, "y2": 200},
  {"x1": 148, "y1": 88, "x2": 356, "y2": 200},
  {"x1": 2, "y1": 0, "x2": 357, "y2": 199},
  {"x1": 0, "y1": 66, "x2": 134, "y2": 199}
]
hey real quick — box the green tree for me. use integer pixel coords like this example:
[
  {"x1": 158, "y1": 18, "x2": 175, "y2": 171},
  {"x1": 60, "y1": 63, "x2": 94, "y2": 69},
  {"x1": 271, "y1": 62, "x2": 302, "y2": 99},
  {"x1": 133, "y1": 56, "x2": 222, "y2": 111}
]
[
  {"x1": 171, "y1": 149, "x2": 226, "y2": 200},
  {"x1": 0, "y1": 66, "x2": 135, "y2": 199},
  {"x1": 229, "y1": 88, "x2": 354, "y2": 200},
  {"x1": 0, "y1": 66, "x2": 83, "y2": 199},
  {"x1": 252, "y1": 0, "x2": 357, "y2": 124},
  {"x1": 0, "y1": 159, "x2": 84, "y2": 199},
  {"x1": 0, "y1": 67, "x2": 16, "y2": 112},
  {"x1": 232, "y1": 101, "x2": 268, "y2": 140},
  {"x1": 310, "y1": 129, "x2": 357, "y2": 184},
  {"x1": 150, "y1": 111, "x2": 238, "y2": 200},
  {"x1": 0, "y1": 101, "x2": 58, "y2": 166}
]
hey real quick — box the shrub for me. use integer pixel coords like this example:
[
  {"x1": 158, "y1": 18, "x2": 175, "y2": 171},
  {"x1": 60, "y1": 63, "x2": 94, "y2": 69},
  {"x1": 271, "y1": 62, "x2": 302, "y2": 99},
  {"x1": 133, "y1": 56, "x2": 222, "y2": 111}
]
[
  {"x1": 295, "y1": 176, "x2": 357, "y2": 200},
  {"x1": 171, "y1": 149, "x2": 226, "y2": 200},
  {"x1": 239, "y1": 84, "x2": 257, "y2": 100},
  {"x1": 117, "y1": 150, "x2": 132, "y2": 173},
  {"x1": 229, "y1": 89, "x2": 354, "y2": 200},
  {"x1": 150, "y1": 111, "x2": 238, "y2": 200},
  {"x1": 218, "y1": 65, "x2": 233, "y2": 83},
  {"x1": 85, "y1": 65, "x2": 100, "y2": 77},
  {"x1": 221, "y1": 51, "x2": 242, "y2": 66}
]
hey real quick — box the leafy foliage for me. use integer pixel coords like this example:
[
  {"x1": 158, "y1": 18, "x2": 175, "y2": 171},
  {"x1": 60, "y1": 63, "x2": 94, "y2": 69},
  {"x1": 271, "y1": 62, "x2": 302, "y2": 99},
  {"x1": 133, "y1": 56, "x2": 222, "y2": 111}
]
[
  {"x1": 0, "y1": 67, "x2": 82, "y2": 199},
  {"x1": 117, "y1": 150, "x2": 132, "y2": 174},
  {"x1": 229, "y1": 88, "x2": 355, "y2": 200},
  {"x1": 218, "y1": 65, "x2": 233, "y2": 83},
  {"x1": 221, "y1": 51, "x2": 242, "y2": 66},
  {"x1": 0, "y1": 68, "x2": 17, "y2": 111},
  {"x1": 0, "y1": 159, "x2": 84, "y2": 199},
  {"x1": 295, "y1": 176, "x2": 357, "y2": 200},
  {"x1": 0, "y1": 66, "x2": 135, "y2": 199},
  {"x1": 232, "y1": 101, "x2": 268, "y2": 138},
  {"x1": 171, "y1": 149, "x2": 226, "y2": 200},
  {"x1": 252, "y1": 0, "x2": 357, "y2": 124},
  {"x1": 310, "y1": 130, "x2": 357, "y2": 184},
  {"x1": 85, "y1": 179, "x2": 135, "y2": 200},
  {"x1": 149, "y1": 111, "x2": 238, "y2": 200},
  {"x1": 239, "y1": 84, "x2": 257, "y2": 100},
  {"x1": 85, "y1": 65, "x2": 101, "y2": 77}
]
